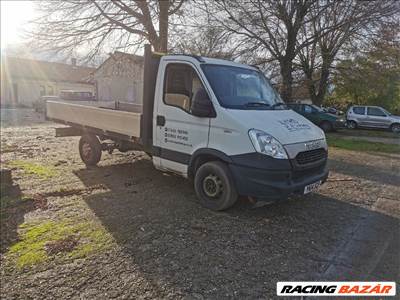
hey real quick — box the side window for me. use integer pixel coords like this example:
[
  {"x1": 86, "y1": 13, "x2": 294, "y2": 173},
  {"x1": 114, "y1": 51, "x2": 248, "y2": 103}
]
[
  {"x1": 304, "y1": 105, "x2": 312, "y2": 114},
  {"x1": 367, "y1": 107, "x2": 386, "y2": 117},
  {"x1": 164, "y1": 63, "x2": 205, "y2": 113},
  {"x1": 353, "y1": 107, "x2": 365, "y2": 115}
]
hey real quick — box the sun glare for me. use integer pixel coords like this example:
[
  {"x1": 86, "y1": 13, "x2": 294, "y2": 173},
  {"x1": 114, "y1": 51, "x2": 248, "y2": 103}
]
[{"x1": 1, "y1": 0, "x2": 36, "y2": 49}]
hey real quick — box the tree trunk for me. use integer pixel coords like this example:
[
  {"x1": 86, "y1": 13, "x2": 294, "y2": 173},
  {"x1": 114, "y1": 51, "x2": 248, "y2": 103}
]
[
  {"x1": 280, "y1": 61, "x2": 293, "y2": 102},
  {"x1": 158, "y1": 1, "x2": 169, "y2": 52},
  {"x1": 313, "y1": 63, "x2": 331, "y2": 106}
]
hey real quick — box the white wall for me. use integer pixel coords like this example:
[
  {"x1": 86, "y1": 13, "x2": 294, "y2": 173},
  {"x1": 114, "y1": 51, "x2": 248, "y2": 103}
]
[
  {"x1": 94, "y1": 54, "x2": 144, "y2": 104},
  {"x1": 95, "y1": 76, "x2": 143, "y2": 103}
]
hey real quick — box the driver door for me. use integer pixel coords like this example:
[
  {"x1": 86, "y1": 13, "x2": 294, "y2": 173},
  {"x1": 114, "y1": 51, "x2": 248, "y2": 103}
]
[
  {"x1": 154, "y1": 62, "x2": 211, "y2": 176},
  {"x1": 366, "y1": 107, "x2": 391, "y2": 128}
]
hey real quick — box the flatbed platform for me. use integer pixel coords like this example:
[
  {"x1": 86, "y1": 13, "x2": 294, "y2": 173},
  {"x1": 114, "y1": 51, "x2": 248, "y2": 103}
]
[{"x1": 46, "y1": 101, "x2": 142, "y2": 138}]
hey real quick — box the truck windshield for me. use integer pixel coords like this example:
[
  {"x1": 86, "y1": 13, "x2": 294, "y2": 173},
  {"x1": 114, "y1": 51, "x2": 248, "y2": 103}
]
[{"x1": 201, "y1": 64, "x2": 285, "y2": 110}]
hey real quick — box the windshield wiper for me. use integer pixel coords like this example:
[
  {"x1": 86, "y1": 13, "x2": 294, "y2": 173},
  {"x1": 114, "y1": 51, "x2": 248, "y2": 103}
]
[
  {"x1": 271, "y1": 102, "x2": 286, "y2": 109},
  {"x1": 244, "y1": 102, "x2": 271, "y2": 108}
]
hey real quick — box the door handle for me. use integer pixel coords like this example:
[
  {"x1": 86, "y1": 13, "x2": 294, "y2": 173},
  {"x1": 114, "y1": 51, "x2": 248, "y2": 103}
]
[{"x1": 156, "y1": 115, "x2": 166, "y2": 126}]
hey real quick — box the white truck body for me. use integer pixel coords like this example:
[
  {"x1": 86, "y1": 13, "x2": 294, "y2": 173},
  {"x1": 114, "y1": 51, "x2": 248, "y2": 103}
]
[
  {"x1": 47, "y1": 45, "x2": 329, "y2": 210},
  {"x1": 47, "y1": 101, "x2": 142, "y2": 137}
]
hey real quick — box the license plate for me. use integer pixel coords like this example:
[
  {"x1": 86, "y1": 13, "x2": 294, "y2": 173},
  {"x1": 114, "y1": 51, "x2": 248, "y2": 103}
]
[{"x1": 304, "y1": 180, "x2": 321, "y2": 194}]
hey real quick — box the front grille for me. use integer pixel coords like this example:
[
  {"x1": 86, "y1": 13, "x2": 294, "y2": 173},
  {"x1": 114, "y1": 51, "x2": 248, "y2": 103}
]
[
  {"x1": 296, "y1": 148, "x2": 327, "y2": 165},
  {"x1": 292, "y1": 163, "x2": 325, "y2": 181}
]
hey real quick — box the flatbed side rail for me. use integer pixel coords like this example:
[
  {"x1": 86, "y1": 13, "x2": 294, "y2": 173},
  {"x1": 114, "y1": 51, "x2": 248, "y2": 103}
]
[
  {"x1": 46, "y1": 101, "x2": 141, "y2": 138},
  {"x1": 49, "y1": 117, "x2": 140, "y2": 142}
]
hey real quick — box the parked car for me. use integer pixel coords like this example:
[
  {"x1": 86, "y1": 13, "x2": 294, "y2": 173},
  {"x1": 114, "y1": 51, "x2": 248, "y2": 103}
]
[
  {"x1": 346, "y1": 106, "x2": 400, "y2": 133},
  {"x1": 321, "y1": 106, "x2": 344, "y2": 115},
  {"x1": 33, "y1": 91, "x2": 95, "y2": 113},
  {"x1": 59, "y1": 90, "x2": 95, "y2": 101},
  {"x1": 287, "y1": 103, "x2": 346, "y2": 132}
]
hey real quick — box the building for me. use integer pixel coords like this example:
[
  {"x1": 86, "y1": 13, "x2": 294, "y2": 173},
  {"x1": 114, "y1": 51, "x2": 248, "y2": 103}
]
[
  {"x1": 0, "y1": 56, "x2": 95, "y2": 107},
  {"x1": 94, "y1": 51, "x2": 144, "y2": 103}
]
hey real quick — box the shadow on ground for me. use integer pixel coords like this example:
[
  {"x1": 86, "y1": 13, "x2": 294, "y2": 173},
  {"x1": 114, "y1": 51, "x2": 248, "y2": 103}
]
[
  {"x1": 0, "y1": 185, "x2": 35, "y2": 254},
  {"x1": 329, "y1": 158, "x2": 400, "y2": 186},
  {"x1": 73, "y1": 159, "x2": 399, "y2": 298}
]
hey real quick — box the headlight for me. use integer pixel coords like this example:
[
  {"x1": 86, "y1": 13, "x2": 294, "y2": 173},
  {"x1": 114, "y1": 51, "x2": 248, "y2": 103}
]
[{"x1": 248, "y1": 129, "x2": 288, "y2": 159}]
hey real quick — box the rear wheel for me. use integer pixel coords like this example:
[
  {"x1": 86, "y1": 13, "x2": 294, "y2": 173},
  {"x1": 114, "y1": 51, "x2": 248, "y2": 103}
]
[
  {"x1": 347, "y1": 120, "x2": 357, "y2": 129},
  {"x1": 390, "y1": 123, "x2": 400, "y2": 133},
  {"x1": 320, "y1": 121, "x2": 333, "y2": 132},
  {"x1": 194, "y1": 161, "x2": 238, "y2": 211},
  {"x1": 79, "y1": 134, "x2": 102, "y2": 166}
]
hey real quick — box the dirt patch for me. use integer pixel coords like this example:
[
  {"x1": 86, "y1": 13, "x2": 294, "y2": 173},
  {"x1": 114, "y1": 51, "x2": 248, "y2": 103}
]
[
  {"x1": 0, "y1": 109, "x2": 399, "y2": 299},
  {"x1": 45, "y1": 235, "x2": 79, "y2": 255}
]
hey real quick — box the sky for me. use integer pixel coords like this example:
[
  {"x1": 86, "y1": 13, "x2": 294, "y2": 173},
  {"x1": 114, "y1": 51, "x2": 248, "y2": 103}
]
[{"x1": 1, "y1": 0, "x2": 36, "y2": 49}]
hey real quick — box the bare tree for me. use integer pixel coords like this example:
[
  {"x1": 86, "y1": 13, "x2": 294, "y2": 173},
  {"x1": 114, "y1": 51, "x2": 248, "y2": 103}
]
[
  {"x1": 29, "y1": 0, "x2": 185, "y2": 61},
  {"x1": 172, "y1": 26, "x2": 239, "y2": 59},
  {"x1": 297, "y1": 0, "x2": 399, "y2": 105},
  {"x1": 199, "y1": 0, "x2": 324, "y2": 101}
]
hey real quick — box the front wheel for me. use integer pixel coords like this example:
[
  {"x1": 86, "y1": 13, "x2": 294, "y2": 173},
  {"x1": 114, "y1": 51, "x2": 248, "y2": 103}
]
[
  {"x1": 194, "y1": 161, "x2": 238, "y2": 211},
  {"x1": 390, "y1": 123, "x2": 400, "y2": 134},
  {"x1": 79, "y1": 134, "x2": 102, "y2": 166},
  {"x1": 320, "y1": 121, "x2": 333, "y2": 132},
  {"x1": 347, "y1": 120, "x2": 357, "y2": 129}
]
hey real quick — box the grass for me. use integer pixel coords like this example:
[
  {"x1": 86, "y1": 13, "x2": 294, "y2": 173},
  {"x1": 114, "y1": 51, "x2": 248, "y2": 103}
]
[
  {"x1": 7, "y1": 219, "x2": 113, "y2": 268},
  {"x1": 327, "y1": 136, "x2": 400, "y2": 153},
  {"x1": 338, "y1": 128, "x2": 399, "y2": 138},
  {"x1": 8, "y1": 160, "x2": 57, "y2": 178}
]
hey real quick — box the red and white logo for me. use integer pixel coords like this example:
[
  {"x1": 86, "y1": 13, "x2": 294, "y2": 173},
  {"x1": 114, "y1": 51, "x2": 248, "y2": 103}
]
[{"x1": 277, "y1": 282, "x2": 396, "y2": 297}]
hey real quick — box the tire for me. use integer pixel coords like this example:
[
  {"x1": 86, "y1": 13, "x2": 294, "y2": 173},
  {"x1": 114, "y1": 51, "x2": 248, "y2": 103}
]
[
  {"x1": 320, "y1": 121, "x2": 333, "y2": 132},
  {"x1": 390, "y1": 123, "x2": 400, "y2": 134},
  {"x1": 347, "y1": 120, "x2": 357, "y2": 129},
  {"x1": 194, "y1": 161, "x2": 238, "y2": 211},
  {"x1": 79, "y1": 134, "x2": 102, "y2": 166}
]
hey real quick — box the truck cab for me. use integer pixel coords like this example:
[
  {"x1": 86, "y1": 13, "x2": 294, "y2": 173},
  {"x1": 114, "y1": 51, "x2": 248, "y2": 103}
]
[
  {"x1": 150, "y1": 54, "x2": 328, "y2": 209},
  {"x1": 47, "y1": 46, "x2": 329, "y2": 211}
]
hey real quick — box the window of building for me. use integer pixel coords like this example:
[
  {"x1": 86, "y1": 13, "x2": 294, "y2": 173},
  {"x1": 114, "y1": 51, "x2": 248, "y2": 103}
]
[
  {"x1": 47, "y1": 86, "x2": 54, "y2": 95},
  {"x1": 40, "y1": 85, "x2": 46, "y2": 96}
]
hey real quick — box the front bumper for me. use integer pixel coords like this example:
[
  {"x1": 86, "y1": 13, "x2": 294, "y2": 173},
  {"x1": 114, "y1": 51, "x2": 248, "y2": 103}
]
[
  {"x1": 229, "y1": 153, "x2": 329, "y2": 199},
  {"x1": 333, "y1": 119, "x2": 347, "y2": 129}
]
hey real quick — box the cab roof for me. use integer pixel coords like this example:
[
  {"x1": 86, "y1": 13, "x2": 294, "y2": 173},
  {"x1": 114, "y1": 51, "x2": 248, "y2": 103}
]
[{"x1": 163, "y1": 54, "x2": 257, "y2": 71}]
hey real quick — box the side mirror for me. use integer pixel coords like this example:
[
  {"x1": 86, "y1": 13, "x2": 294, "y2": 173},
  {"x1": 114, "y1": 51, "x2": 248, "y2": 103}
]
[{"x1": 191, "y1": 88, "x2": 216, "y2": 118}]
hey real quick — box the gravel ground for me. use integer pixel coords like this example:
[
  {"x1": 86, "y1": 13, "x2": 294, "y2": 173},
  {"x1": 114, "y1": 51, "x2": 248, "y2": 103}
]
[{"x1": 1, "y1": 109, "x2": 399, "y2": 299}]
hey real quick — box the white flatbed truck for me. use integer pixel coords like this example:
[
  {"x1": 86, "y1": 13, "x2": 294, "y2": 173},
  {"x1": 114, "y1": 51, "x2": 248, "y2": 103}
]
[{"x1": 47, "y1": 45, "x2": 329, "y2": 211}]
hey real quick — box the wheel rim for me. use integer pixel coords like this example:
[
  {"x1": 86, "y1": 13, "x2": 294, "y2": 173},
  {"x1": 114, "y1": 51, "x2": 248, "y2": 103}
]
[
  {"x1": 202, "y1": 174, "x2": 223, "y2": 198},
  {"x1": 392, "y1": 125, "x2": 400, "y2": 133},
  {"x1": 348, "y1": 122, "x2": 355, "y2": 129},
  {"x1": 82, "y1": 142, "x2": 92, "y2": 160}
]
